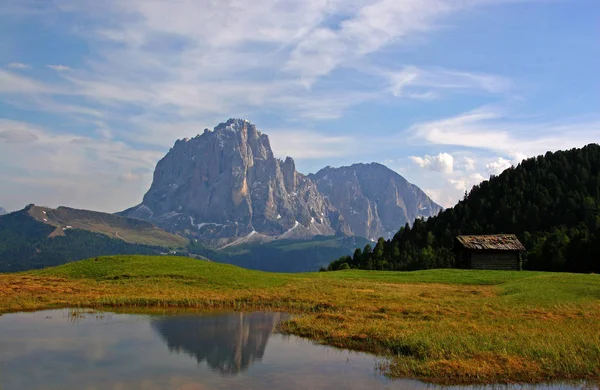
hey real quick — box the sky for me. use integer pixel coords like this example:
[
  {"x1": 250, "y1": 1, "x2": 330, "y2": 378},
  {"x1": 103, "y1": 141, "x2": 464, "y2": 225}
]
[{"x1": 0, "y1": 0, "x2": 598, "y2": 213}]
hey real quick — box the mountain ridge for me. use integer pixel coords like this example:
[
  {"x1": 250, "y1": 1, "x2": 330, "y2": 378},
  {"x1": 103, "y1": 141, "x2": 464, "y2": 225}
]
[
  {"x1": 0, "y1": 206, "x2": 174, "y2": 272},
  {"x1": 27, "y1": 204, "x2": 187, "y2": 247},
  {"x1": 309, "y1": 162, "x2": 441, "y2": 240}
]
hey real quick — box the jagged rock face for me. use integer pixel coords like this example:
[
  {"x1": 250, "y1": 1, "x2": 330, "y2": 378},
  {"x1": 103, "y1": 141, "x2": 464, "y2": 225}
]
[
  {"x1": 123, "y1": 119, "x2": 340, "y2": 244},
  {"x1": 309, "y1": 163, "x2": 442, "y2": 240}
]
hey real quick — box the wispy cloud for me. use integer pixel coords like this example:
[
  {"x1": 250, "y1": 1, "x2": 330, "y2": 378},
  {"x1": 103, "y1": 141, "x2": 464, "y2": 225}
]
[
  {"x1": 0, "y1": 119, "x2": 161, "y2": 212},
  {"x1": 269, "y1": 130, "x2": 360, "y2": 159},
  {"x1": 0, "y1": 121, "x2": 39, "y2": 143},
  {"x1": 410, "y1": 106, "x2": 600, "y2": 158},
  {"x1": 0, "y1": 0, "x2": 510, "y2": 134},
  {"x1": 387, "y1": 66, "x2": 511, "y2": 98},
  {"x1": 47, "y1": 64, "x2": 73, "y2": 72},
  {"x1": 403, "y1": 107, "x2": 600, "y2": 207},
  {"x1": 0, "y1": 69, "x2": 51, "y2": 94},
  {"x1": 285, "y1": 0, "x2": 462, "y2": 85},
  {"x1": 6, "y1": 62, "x2": 31, "y2": 69}
]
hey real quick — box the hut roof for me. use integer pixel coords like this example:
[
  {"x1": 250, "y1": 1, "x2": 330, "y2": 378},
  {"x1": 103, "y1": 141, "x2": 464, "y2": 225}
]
[{"x1": 456, "y1": 234, "x2": 525, "y2": 251}]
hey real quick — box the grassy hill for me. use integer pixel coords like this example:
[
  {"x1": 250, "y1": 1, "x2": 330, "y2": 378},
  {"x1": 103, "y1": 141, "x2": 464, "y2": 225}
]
[
  {"x1": 0, "y1": 207, "x2": 185, "y2": 272},
  {"x1": 28, "y1": 205, "x2": 187, "y2": 247},
  {"x1": 2, "y1": 255, "x2": 600, "y2": 385}
]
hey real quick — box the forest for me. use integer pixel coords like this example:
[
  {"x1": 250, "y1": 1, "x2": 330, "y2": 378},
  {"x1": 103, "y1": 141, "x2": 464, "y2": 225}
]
[{"x1": 327, "y1": 144, "x2": 600, "y2": 273}]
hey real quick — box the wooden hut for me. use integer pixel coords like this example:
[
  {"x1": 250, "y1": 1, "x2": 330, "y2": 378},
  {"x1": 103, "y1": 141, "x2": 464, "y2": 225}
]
[{"x1": 454, "y1": 234, "x2": 525, "y2": 270}]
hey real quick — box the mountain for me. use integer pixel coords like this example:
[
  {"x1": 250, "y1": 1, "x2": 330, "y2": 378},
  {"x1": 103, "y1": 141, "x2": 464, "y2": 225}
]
[
  {"x1": 0, "y1": 119, "x2": 442, "y2": 273},
  {"x1": 309, "y1": 163, "x2": 442, "y2": 240},
  {"x1": 121, "y1": 118, "x2": 440, "y2": 246},
  {"x1": 327, "y1": 144, "x2": 600, "y2": 273},
  {"x1": 122, "y1": 119, "x2": 346, "y2": 247},
  {"x1": 0, "y1": 205, "x2": 187, "y2": 272},
  {"x1": 27, "y1": 205, "x2": 187, "y2": 247},
  {"x1": 0, "y1": 207, "x2": 6, "y2": 216}
]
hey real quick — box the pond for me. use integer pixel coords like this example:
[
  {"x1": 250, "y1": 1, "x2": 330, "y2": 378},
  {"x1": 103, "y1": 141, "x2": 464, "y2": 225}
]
[{"x1": 0, "y1": 310, "x2": 586, "y2": 389}]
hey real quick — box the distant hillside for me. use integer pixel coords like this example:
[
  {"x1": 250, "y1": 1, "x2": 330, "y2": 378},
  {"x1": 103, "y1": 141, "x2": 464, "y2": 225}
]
[
  {"x1": 188, "y1": 235, "x2": 372, "y2": 273},
  {"x1": 328, "y1": 144, "x2": 600, "y2": 273},
  {"x1": 28, "y1": 205, "x2": 187, "y2": 248},
  {"x1": 0, "y1": 208, "x2": 168, "y2": 272},
  {"x1": 0, "y1": 204, "x2": 367, "y2": 273}
]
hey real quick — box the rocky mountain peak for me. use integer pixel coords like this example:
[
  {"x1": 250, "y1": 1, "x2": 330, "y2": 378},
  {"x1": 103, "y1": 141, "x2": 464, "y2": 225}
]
[
  {"x1": 281, "y1": 157, "x2": 297, "y2": 193},
  {"x1": 214, "y1": 118, "x2": 259, "y2": 134},
  {"x1": 309, "y1": 163, "x2": 442, "y2": 240},
  {"x1": 122, "y1": 120, "x2": 340, "y2": 246},
  {"x1": 121, "y1": 119, "x2": 441, "y2": 246}
]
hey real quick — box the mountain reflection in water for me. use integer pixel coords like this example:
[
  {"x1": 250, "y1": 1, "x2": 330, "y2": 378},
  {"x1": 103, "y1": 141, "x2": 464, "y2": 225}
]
[{"x1": 151, "y1": 311, "x2": 284, "y2": 375}]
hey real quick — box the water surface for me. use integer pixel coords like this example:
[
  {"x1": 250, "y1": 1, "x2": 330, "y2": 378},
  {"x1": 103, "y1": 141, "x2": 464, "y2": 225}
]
[{"x1": 0, "y1": 310, "x2": 587, "y2": 390}]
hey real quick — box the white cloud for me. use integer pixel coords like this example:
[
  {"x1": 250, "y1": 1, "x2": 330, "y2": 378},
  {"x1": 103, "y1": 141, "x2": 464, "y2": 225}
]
[
  {"x1": 407, "y1": 91, "x2": 439, "y2": 100},
  {"x1": 411, "y1": 106, "x2": 600, "y2": 159},
  {"x1": 486, "y1": 157, "x2": 512, "y2": 175},
  {"x1": 509, "y1": 151, "x2": 527, "y2": 166},
  {"x1": 0, "y1": 121, "x2": 39, "y2": 143},
  {"x1": 269, "y1": 130, "x2": 359, "y2": 159},
  {"x1": 0, "y1": 0, "x2": 516, "y2": 149},
  {"x1": 410, "y1": 152, "x2": 454, "y2": 173},
  {"x1": 47, "y1": 64, "x2": 73, "y2": 72},
  {"x1": 463, "y1": 157, "x2": 476, "y2": 171},
  {"x1": 422, "y1": 188, "x2": 448, "y2": 207},
  {"x1": 0, "y1": 120, "x2": 161, "y2": 212},
  {"x1": 388, "y1": 66, "x2": 511, "y2": 97},
  {"x1": 406, "y1": 108, "x2": 600, "y2": 208},
  {"x1": 448, "y1": 173, "x2": 486, "y2": 192},
  {"x1": 119, "y1": 172, "x2": 146, "y2": 182},
  {"x1": 6, "y1": 62, "x2": 30, "y2": 69},
  {"x1": 285, "y1": 0, "x2": 462, "y2": 85},
  {"x1": 0, "y1": 70, "x2": 53, "y2": 94}
]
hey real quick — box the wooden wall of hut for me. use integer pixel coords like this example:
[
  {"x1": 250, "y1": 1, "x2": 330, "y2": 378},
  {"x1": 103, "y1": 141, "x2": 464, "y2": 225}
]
[{"x1": 470, "y1": 251, "x2": 520, "y2": 270}]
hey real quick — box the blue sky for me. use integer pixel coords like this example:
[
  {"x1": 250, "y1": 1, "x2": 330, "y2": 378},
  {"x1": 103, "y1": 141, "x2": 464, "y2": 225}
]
[{"x1": 0, "y1": 0, "x2": 598, "y2": 212}]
